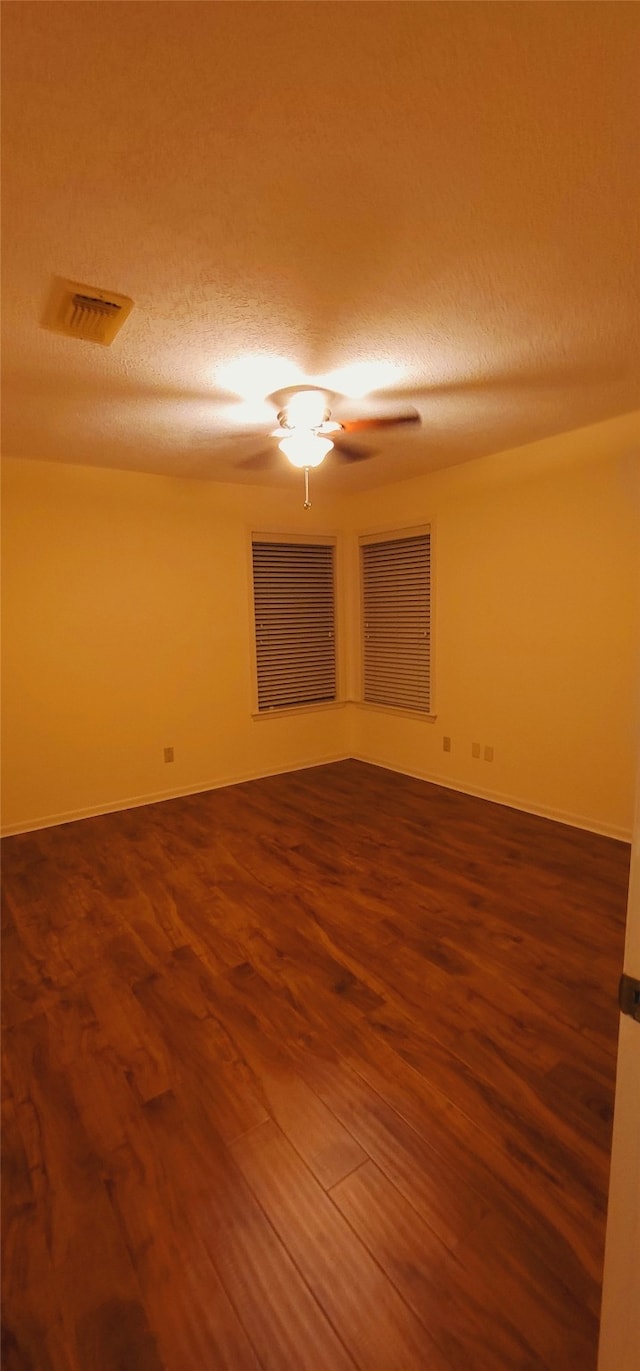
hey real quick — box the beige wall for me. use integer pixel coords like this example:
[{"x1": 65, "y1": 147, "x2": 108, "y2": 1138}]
[
  {"x1": 1, "y1": 458, "x2": 349, "y2": 833},
  {"x1": 344, "y1": 411, "x2": 640, "y2": 839},
  {"x1": 2, "y1": 411, "x2": 638, "y2": 837}
]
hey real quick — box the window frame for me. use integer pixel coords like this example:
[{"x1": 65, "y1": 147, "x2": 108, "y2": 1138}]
[
  {"x1": 249, "y1": 530, "x2": 342, "y2": 717},
  {"x1": 358, "y1": 522, "x2": 436, "y2": 719}
]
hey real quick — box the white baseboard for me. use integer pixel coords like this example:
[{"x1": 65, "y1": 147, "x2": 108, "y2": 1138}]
[
  {"x1": 0, "y1": 752, "x2": 350, "y2": 837},
  {"x1": 2, "y1": 751, "x2": 631, "y2": 843},
  {"x1": 351, "y1": 751, "x2": 633, "y2": 843}
]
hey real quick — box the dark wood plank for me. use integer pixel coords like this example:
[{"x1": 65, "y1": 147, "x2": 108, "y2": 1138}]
[
  {"x1": 231, "y1": 1117, "x2": 454, "y2": 1370},
  {"x1": 118, "y1": 1088, "x2": 358, "y2": 1371},
  {"x1": 205, "y1": 962, "x2": 368, "y2": 1187},
  {"x1": 331, "y1": 1158, "x2": 597, "y2": 1371},
  {"x1": 132, "y1": 950, "x2": 269, "y2": 1144},
  {"x1": 0, "y1": 1095, "x2": 71, "y2": 1371},
  {"x1": 1, "y1": 916, "x2": 56, "y2": 1030},
  {"x1": 213, "y1": 958, "x2": 490, "y2": 1252},
  {"x1": 339, "y1": 1015, "x2": 605, "y2": 1318},
  {"x1": 104, "y1": 1129, "x2": 264, "y2": 1371},
  {"x1": 84, "y1": 968, "x2": 174, "y2": 1105},
  {"x1": 3, "y1": 1013, "x2": 164, "y2": 1371},
  {"x1": 45, "y1": 984, "x2": 145, "y2": 1157}
]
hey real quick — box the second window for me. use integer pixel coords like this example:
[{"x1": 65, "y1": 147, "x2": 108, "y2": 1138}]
[{"x1": 360, "y1": 527, "x2": 431, "y2": 713}]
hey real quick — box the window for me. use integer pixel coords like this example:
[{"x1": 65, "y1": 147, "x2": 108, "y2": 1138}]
[
  {"x1": 252, "y1": 537, "x2": 337, "y2": 712},
  {"x1": 360, "y1": 527, "x2": 431, "y2": 713}
]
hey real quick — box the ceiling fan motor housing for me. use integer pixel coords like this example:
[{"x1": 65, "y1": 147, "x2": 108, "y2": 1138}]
[{"x1": 277, "y1": 405, "x2": 332, "y2": 431}]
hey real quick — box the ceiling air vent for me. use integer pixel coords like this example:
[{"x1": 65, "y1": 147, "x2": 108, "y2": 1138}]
[{"x1": 42, "y1": 277, "x2": 134, "y2": 346}]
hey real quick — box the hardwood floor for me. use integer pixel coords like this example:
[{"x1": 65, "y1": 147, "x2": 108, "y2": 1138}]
[{"x1": 1, "y1": 759, "x2": 630, "y2": 1371}]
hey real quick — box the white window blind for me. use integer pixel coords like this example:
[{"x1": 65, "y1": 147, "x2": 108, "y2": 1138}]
[
  {"x1": 361, "y1": 529, "x2": 431, "y2": 712},
  {"x1": 252, "y1": 539, "x2": 337, "y2": 711}
]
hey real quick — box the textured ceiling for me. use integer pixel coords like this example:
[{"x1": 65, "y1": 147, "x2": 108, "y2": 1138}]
[{"x1": 2, "y1": 1, "x2": 639, "y2": 491}]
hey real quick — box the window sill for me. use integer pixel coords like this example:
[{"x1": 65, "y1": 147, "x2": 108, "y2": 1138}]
[
  {"x1": 351, "y1": 700, "x2": 438, "y2": 722},
  {"x1": 252, "y1": 700, "x2": 348, "y2": 720}
]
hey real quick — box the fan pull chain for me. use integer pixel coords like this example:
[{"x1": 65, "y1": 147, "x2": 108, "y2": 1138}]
[{"x1": 303, "y1": 466, "x2": 311, "y2": 509}]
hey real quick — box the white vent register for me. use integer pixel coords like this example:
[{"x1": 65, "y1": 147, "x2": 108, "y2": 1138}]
[{"x1": 42, "y1": 277, "x2": 134, "y2": 345}]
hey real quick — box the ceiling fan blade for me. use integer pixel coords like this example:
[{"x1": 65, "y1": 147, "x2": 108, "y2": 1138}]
[
  {"x1": 237, "y1": 447, "x2": 277, "y2": 470},
  {"x1": 372, "y1": 362, "x2": 626, "y2": 408},
  {"x1": 341, "y1": 407, "x2": 421, "y2": 434},
  {"x1": 332, "y1": 437, "x2": 377, "y2": 462}
]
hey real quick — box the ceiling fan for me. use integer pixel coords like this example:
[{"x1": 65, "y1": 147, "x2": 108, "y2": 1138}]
[{"x1": 233, "y1": 382, "x2": 421, "y2": 506}]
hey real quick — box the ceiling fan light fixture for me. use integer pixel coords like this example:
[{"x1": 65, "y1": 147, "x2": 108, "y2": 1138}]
[{"x1": 279, "y1": 433, "x2": 333, "y2": 468}]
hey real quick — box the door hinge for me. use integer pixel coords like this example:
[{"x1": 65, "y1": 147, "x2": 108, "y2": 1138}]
[{"x1": 619, "y1": 973, "x2": 640, "y2": 1022}]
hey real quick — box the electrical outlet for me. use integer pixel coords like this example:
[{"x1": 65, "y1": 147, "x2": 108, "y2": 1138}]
[
  {"x1": 164, "y1": 747, "x2": 174, "y2": 764},
  {"x1": 443, "y1": 736, "x2": 451, "y2": 752},
  {"x1": 484, "y1": 745, "x2": 494, "y2": 762},
  {"x1": 472, "y1": 742, "x2": 481, "y2": 759}
]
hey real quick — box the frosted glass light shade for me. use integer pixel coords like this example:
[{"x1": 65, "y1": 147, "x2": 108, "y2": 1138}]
[{"x1": 279, "y1": 433, "x2": 333, "y2": 468}]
